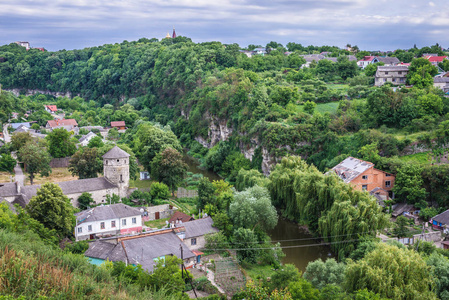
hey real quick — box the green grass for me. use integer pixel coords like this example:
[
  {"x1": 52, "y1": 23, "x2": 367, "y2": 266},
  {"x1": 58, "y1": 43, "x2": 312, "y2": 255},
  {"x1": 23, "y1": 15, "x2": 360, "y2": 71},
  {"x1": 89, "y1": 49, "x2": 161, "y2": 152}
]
[
  {"x1": 129, "y1": 179, "x2": 154, "y2": 189},
  {"x1": 243, "y1": 264, "x2": 276, "y2": 281},
  {"x1": 297, "y1": 101, "x2": 339, "y2": 115},
  {"x1": 398, "y1": 152, "x2": 432, "y2": 164},
  {"x1": 326, "y1": 84, "x2": 349, "y2": 91},
  {"x1": 144, "y1": 217, "x2": 170, "y2": 229}
]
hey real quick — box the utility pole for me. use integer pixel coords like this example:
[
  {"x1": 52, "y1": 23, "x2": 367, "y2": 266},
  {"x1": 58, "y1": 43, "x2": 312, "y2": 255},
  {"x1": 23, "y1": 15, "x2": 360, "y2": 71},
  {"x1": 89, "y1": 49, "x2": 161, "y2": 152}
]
[{"x1": 180, "y1": 244, "x2": 197, "y2": 298}]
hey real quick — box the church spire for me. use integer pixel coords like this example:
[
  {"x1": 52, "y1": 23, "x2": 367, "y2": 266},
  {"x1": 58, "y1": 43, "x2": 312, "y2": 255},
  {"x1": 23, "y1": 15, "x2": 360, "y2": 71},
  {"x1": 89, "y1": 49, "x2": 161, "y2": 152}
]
[{"x1": 172, "y1": 26, "x2": 176, "y2": 38}]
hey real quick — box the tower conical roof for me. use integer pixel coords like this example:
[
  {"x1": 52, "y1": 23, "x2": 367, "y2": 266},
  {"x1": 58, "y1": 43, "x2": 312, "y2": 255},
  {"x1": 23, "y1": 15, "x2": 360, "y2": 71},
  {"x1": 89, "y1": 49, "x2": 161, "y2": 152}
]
[
  {"x1": 102, "y1": 146, "x2": 130, "y2": 159},
  {"x1": 172, "y1": 27, "x2": 176, "y2": 38}
]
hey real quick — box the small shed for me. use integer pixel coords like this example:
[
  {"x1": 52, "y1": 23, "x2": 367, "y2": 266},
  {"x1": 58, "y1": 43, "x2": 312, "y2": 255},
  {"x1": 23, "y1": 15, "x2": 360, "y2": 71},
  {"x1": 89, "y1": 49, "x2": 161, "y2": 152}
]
[
  {"x1": 140, "y1": 171, "x2": 150, "y2": 180},
  {"x1": 111, "y1": 121, "x2": 126, "y2": 130},
  {"x1": 430, "y1": 209, "x2": 449, "y2": 230}
]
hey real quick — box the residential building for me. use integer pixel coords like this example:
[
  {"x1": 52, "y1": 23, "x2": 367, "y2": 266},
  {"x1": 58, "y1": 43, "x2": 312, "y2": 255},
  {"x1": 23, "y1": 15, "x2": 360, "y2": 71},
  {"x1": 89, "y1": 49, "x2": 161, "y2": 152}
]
[
  {"x1": 357, "y1": 56, "x2": 375, "y2": 69},
  {"x1": 84, "y1": 229, "x2": 197, "y2": 272},
  {"x1": 372, "y1": 56, "x2": 400, "y2": 66},
  {"x1": 424, "y1": 55, "x2": 447, "y2": 66},
  {"x1": 433, "y1": 76, "x2": 449, "y2": 93},
  {"x1": 330, "y1": 156, "x2": 395, "y2": 199},
  {"x1": 0, "y1": 146, "x2": 131, "y2": 208},
  {"x1": 375, "y1": 65, "x2": 409, "y2": 86},
  {"x1": 175, "y1": 217, "x2": 218, "y2": 251},
  {"x1": 44, "y1": 105, "x2": 58, "y2": 114},
  {"x1": 75, "y1": 203, "x2": 142, "y2": 240},
  {"x1": 9, "y1": 122, "x2": 31, "y2": 130},
  {"x1": 430, "y1": 209, "x2": 449, "y2": 230},
  {"x1": 46, "y1": 119, "x2": 78, "y2": 131},
  {"x1": 253, "y1": 47, "x2": 267, "y2": 56},
  {"x1": 169, "y1": 211, "x2": 195, "y2": 224},
  {"x1": 78, "y1": 132, "x2": 100, "y2": 147},
  {"x1": 15, "y1": 41, "x2": 30, "y2": 50},
  {"x1": 110, "y1": 121, "x2": 126, "y2": 130}
]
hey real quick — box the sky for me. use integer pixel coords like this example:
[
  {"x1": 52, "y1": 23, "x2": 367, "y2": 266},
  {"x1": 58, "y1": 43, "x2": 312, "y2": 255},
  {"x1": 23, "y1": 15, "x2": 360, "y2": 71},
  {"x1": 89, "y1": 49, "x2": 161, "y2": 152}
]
[{"x1": 1, "y1": 0, "x2": 449, "y2": 52}]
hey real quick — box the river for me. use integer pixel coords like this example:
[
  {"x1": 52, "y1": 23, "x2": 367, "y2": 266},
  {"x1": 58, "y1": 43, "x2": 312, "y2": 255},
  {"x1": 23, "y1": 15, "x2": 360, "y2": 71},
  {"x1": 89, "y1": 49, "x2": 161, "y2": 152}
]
[
  {"x1": 182, "y1": 153, "x2": 222, "y2": 181},
  {"x1": 182, "y1": 153, "x2": 334, "y2": 271},
  {"x1": 268, "y1": 218, "x2": 334, "y2": 272}
]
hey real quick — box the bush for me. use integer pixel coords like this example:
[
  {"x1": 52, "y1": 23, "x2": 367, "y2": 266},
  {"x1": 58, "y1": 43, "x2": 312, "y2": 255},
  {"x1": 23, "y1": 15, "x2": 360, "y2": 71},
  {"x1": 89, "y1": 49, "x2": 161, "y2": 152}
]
[{"x1": 150, "y1": 182, "x2": 170, "y2": 200}]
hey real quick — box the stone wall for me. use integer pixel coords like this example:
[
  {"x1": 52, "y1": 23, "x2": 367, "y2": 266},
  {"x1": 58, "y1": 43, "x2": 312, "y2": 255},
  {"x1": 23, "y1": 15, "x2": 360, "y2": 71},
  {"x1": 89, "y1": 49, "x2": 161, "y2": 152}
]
[{"x1": 67, "y1": 187, "x2": 119, "y2": 208}]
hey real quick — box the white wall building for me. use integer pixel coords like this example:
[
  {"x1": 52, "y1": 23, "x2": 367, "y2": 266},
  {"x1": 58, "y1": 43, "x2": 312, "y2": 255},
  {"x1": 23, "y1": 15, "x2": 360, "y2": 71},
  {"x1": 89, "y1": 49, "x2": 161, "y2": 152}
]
[{"x1": 75, "y1": 203, "x2": 143, "y2": 241}]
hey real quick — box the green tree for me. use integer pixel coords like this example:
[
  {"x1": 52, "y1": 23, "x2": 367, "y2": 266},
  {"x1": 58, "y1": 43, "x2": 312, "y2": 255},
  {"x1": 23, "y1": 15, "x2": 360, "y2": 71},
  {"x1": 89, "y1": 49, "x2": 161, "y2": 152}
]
[
  {"x1": 197, "y1": 177, "x2": 216, "y2": 210},
  {"x1": 77, "y1": 192, "x2": 94, "y2": 210},
  {"x1": 18, "y1": 141, "x2": 51, "y2": 185},
  {"x1": 303, "y1": 101, "x2": 316, "y2": 114},
  {"x1": 148, "y1": 255, "x2": 186, "y2": 295},
  {"x1": 407, "y1": 58, "x2": 438, "y2": 88},
  {"x1": 87, "y1": 135, "x2": 104, "y2": 148},
  {"x1": 68, "y1": 147, "x2": 102, "y2": 179},
  {"x1": 0, "y1": 154, "x2": 16, "y2": 172},
  {"x1": 364, "y1": 62, "x2": 384, "y2": 77},
  {"x1": 229, "y1": 185, "x2": 278, "y2": 232},
  {"x1": 393, "y1": 164, "x2": 427, "y2": 207},
  {"x1": 270, "y1": 264, "x2": 300, "y2": 290},
  {"x1": 149, "y1": 182, "x2": 170, "y2": 200},
  {"x1": 344, "y1": 243, "x2": 435, "y2": 299},
  {"x1": 10, "y1": 131, "x2": 33, "y2": 151},
  {"x1": 288, "y1": 278, "x2": 320, "y2": 300},
  {"x1": 150, "y1": 147, "x2": 187, "y2": 195},
  {"x1": 426, "y1": 253, "x2": 449, "y2": 300},
  {"x1": 235, "y1": 168, "x2": 270, "y2": 191},
  {"x1": 232, "y1": 227, "x2": 259, "y2": 263},
  {"x1": 393, "y1": 216, "x2": 409, "y2": 238},
  {"x1": 26, "y1": 182, "x2": 75, "y2": 238},
  {"x1": 304, "y1": 258, "x2": 346, "y2": 290},
  {"x1": 46, "y1": 128, "x2": 76, "y2": 158}
]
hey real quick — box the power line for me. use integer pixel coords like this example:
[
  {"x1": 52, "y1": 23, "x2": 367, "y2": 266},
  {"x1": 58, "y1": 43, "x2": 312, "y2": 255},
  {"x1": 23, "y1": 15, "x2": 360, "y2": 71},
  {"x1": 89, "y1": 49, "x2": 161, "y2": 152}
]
[{"x1": 205, "y1": 229, "x2": 380, "y2": 245}]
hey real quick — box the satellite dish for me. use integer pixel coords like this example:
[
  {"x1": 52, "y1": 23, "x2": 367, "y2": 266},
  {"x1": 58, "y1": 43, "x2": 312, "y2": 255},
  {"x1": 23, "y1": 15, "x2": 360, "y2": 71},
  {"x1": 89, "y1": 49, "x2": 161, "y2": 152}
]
[
  {"x1": 140, "y1": 208, "x2": 144, "y2": 213},
  {"x1": 165, "y1": 220, "x2": 169, "y2": 225}
]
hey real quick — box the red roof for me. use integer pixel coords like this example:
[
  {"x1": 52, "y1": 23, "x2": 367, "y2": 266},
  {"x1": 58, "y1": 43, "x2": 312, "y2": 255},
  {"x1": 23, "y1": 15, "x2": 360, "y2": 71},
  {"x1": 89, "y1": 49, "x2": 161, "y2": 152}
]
[
  {"x1": 191, "y1": 250, "x2": 204, "y2": 256},
  {"x1": 172, "y1": 27, "x2": 177, "y2": 38},
  {"x1": 359, "y1": 56, "x2": 375, "y2": 62},
  {"x1": 45, "y1": 105, "x2": 57, "y2": 112},
  {"x1": 168, "y1": 211, "x2": 194, "y2": 224},
  {"x1": 111, "y1": 121, "x2": 126, "y2": 127},
  {"x1": 47, "y1": 119, "x2": 78, "y2": 128},
  {"x1": 425, "y1": 56, "x2": 447, "y2": 63}
]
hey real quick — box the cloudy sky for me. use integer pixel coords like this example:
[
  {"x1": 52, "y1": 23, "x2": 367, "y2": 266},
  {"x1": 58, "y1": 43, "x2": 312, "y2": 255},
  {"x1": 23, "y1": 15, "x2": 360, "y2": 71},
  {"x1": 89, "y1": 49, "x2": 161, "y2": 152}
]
[{"x1": 1, "y1": 0, "x2": 449, "y2": 52}]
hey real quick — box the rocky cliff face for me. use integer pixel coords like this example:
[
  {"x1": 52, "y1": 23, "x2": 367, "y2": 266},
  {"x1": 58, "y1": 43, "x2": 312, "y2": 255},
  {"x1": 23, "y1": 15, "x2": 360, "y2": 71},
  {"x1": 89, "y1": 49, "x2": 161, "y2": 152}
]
[
  {"x1": 194, "y1": 113, "x2": 233, "y2": 148},
  {"x1": 5, "y1": 89, "x2": 76, "y2": 98}
]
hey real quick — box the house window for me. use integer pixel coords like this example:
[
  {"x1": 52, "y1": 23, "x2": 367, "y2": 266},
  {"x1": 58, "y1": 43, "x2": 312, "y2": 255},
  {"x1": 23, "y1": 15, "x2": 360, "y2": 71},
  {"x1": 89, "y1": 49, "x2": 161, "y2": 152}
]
[
  {"x1": 122, "y1": 219, "x2": 127, "y2": 226},
  {"x1": 362, "y1": 185, "x2": 368, "y2": 191},
  {"x1": 132, "y1": 217, "x2": 137, "y2": 224},
  {"x1": 191, "y1": 238, "x2": 197, "y2": 246},
  {"x1": 105, "y1": 160, "x2": 108, "y2": 165},
  {"x1": 362, "y1": 175, "x2": 368, "y2": 180},
  {"x1": 100, "y1": 222, "x2": 105, "y2": 229},
  {"x1": 385, "y1": 181, "x2": 391, "y2": 188},
  {"x1": 111, "y1": 221, "x2": 116, "y2": 228},
  {"x1": 117, "y1": 159, "x2": 119, "y2": 162},
  {"x1": 77, "y1": 227, "x2": 82, "y2": 233},
  {"x1": 120, "y1": 174, "x2": 123, "y2": 182},
  {"x1": 88, "y1": 225, "x2": 92, "y2": 232},
  {"x1": 385, "y1": 72, "x2": 389, "y2": 75}
]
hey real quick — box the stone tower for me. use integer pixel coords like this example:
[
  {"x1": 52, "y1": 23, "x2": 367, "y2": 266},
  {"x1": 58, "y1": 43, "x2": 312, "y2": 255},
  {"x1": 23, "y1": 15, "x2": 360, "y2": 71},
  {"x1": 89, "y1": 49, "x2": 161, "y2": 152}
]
[{"x1": 102, "y1": 146, "x2": 130, "y2": 198}]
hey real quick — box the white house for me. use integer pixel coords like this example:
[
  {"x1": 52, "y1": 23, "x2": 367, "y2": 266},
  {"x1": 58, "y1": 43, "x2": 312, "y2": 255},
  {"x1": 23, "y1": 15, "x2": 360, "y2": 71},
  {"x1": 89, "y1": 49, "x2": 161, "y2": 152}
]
[
  {"x1": 75, "y1": 203, "x2": 143, "y2": 241},
  {"x1": 78, "y1": 132, "x2": 104, "y2": 147}
]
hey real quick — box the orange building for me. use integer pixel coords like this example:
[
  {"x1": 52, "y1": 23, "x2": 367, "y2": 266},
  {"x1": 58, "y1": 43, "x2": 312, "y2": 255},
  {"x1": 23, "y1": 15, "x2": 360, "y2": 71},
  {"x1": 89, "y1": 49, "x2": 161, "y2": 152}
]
[
  {"x1": 331, "y1": 157, "x2": 395, "y2": 200},
  {"x1": 111, "y1": 121, "x2": 126, "y2": 130}
]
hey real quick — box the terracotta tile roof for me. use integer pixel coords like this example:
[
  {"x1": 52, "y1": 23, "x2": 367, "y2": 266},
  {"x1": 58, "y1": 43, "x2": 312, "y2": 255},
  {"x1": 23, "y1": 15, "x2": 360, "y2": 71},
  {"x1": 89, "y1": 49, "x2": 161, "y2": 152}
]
[
  {"x1": 169, "y1": 211, "x2": 194, "y2": 223},
  {"x1": 46, "y1": 119, "x2": 78, "y2": 128},
  {"x1": 45, "y1": 105, "x2": 57, "y2": 112},
  {"x1": 111, "y1": 121, "x2": 126, "y2": 127},
  {"x1": 426, "y1": 56, "x2": 447, "y2": 63}
]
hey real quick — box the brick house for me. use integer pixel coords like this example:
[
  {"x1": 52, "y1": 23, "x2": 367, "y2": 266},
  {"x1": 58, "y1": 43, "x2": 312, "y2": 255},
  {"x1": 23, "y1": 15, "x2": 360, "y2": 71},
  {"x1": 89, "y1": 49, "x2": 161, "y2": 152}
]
[{"x1": 330, "y1": 156, "x2": 395, "y2": 199}]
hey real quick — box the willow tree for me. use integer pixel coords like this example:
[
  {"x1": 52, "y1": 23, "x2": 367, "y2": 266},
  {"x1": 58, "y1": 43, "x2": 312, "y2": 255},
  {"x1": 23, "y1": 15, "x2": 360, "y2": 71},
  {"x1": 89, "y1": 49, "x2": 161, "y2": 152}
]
[
  {"x1": 344, "y1": 243, "x2": 436, "y2": 299},
  {"x1": 318, "y1": 188, "x2": 389, "y2": 259},
  {"x1": 268, "y1": 156, "x2": 308, "y2": 221}
]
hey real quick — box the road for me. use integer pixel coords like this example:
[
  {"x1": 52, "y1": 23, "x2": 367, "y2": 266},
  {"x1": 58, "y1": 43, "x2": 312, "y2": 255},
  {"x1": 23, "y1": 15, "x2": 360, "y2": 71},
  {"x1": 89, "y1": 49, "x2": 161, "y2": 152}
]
[{"x1": 2, "y1": 123, "x2": 11, "y2": 143}]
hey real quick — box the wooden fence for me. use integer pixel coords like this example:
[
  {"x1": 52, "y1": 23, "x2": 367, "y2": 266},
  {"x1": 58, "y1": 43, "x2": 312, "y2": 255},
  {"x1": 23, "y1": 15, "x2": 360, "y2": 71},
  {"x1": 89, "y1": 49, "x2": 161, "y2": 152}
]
[{"x1": 50, "y1": 157, "x2": 71, "y2": 168}]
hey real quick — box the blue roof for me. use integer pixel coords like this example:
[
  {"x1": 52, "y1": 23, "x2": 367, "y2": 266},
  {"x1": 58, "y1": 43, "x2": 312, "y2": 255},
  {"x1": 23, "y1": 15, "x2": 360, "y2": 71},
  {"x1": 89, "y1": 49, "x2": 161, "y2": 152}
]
[{"x1": 10, "y1": 122, "x2": 30, "y2": 129}]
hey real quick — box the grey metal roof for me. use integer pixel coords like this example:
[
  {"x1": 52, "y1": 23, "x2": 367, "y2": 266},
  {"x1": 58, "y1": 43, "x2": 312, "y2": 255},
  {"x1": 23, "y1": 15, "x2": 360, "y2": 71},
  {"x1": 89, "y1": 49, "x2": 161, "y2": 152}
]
[
  {"x1": 78, "y1": 132, "x2": 97, "y2": 143},
  {"x1": 122, "y1": 231, "x2": 195, "y2": 272},
  {"x1": 432, "y1": 209, "x2": 449, "y2": 225},
  {"x1": 301, "y1": 54, "x2": 325, "y2": 62},
  {"x1": 377, "y1": 66, "x2": 409, "y2": 72},
  {"x1": 434, "y1": 77, "x2": 449, "y2": 83},
  {"x1": 176, "y1": 217, "x2": 218, "y2": 239},
  {"x1": 10, "y1": 122, "x2": 30, "y2": 130},
  {"x1": 331, "y1": 156, "x2": 374, "y2": 183},
  {"x1": 0, "y1": 182, "x2": 19, "y2": 197},
  {"x1": 85, "y1": 241, "x2": 118, "y2": 260},
  {"x1": 76, "y1": 203, "x2": 141, "y2": 223},
  {"x1": 375, "y1": 57, "x2": 400, "y2": 65},
  {"x1": 102, "y1": 146, "x2": 130, "y2": 159}
]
